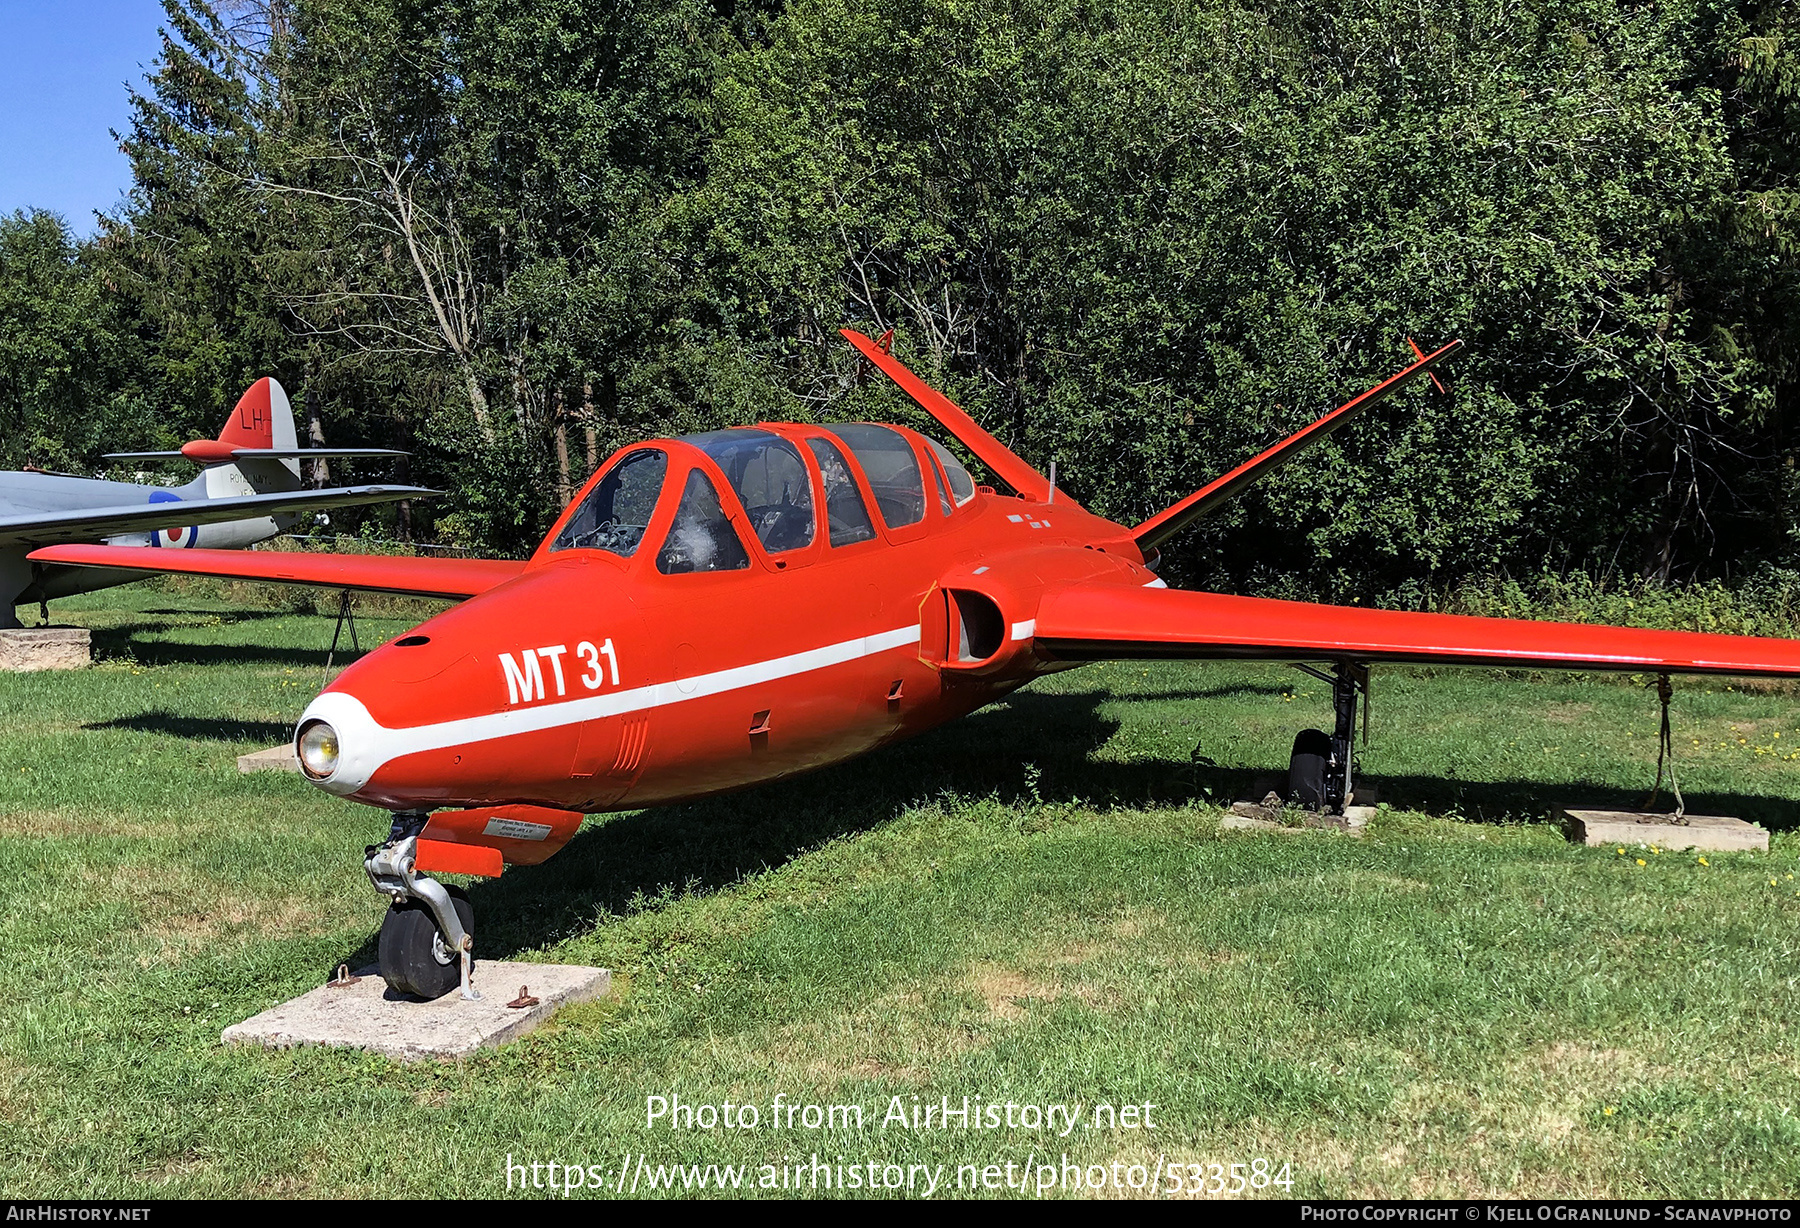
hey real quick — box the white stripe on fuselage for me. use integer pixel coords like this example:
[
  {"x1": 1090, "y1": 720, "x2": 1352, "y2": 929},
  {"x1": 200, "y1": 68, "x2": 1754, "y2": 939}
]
[{"x1": 304, "y1": 623, "x2": 924, "y2": 795}]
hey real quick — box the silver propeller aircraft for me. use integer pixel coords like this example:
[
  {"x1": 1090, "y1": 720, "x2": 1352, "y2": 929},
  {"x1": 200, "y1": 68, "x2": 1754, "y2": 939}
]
[{"x1": 1, "y1": 376, "x2": 432, "y2": 627}]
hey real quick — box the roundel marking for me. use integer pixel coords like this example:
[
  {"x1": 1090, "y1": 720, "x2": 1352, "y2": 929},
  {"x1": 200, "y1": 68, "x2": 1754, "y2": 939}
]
[{"x1": 146, "y1": 489, "x2": 197, "y2": 548}]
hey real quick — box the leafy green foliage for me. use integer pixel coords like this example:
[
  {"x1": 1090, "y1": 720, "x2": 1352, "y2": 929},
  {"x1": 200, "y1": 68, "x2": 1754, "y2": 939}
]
[
  {"x1": 683, "y1": 0, "x2": 1794, "y2": 595},
  {"x1": 0, "y1": 211, "x2": 139, "y2": 471},
  {"x1": 1, "y1": 0, "x2": 1797, "y2": 594}
]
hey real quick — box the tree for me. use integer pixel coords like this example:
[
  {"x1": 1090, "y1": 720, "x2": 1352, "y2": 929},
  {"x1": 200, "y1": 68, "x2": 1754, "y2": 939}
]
[
  {"x1": 34, "y1": 0, "x2": 1798, "y2": 589},
  {"x1": 0, "y1": 211, "x2": 136, "y2": 471},
  {"x1": 678, "y1": 0, "x2": 1792, "y2": 595}
]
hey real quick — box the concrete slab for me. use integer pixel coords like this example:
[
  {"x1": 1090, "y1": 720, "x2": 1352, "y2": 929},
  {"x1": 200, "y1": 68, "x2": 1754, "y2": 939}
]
[
  {"x1": 237, "y1": 744, "x2": 299, "y2": 773},
  {"x1": 1223, "y1": 801, "x2": 1370, "y2": 837},
  {"x1": 222, "y1": 961, "x2": 611, "y2": 1061},
  {"x1": 1237, "y1": 776, "x2": 1379, "y2": 807},
  {"x1": 1223, "y1": 777, "x2": 1374, "y2": 836},
  {"x1": 1562, "y1": 809, "x2": 1768, "y2": 853},
  {"x1": 0, "y1": 627, "x2": 90, "y2": 671}
]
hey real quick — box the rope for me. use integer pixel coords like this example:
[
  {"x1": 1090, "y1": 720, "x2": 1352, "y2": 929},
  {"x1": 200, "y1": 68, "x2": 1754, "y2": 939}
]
[{"x1": 1640, "y1": 673, "x2": 1686, "y2": 822}]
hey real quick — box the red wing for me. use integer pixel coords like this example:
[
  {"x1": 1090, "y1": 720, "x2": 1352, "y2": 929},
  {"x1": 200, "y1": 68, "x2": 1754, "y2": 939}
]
[
  {"x1": 28, "y1": 544, "x2": 525, "y2": 601},
  {"x1": 1033, "y1": 582, "x2": 1800, "y2": 677}
]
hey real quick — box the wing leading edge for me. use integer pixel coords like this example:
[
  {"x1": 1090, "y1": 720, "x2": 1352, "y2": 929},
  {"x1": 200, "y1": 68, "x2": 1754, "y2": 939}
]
[
  {"x1": 1033, "y1": 582, "x2": 1800, "y2": 678},
  {"x1": 0, "y1": 485, "x2": 436, "y2": 547},
  {"x1": 27, "y1": 544, "x2": 524, "y2": 601}
]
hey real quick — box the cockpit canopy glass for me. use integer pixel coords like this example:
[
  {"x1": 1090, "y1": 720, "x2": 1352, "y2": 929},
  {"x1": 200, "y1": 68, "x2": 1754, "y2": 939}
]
[
  {"x1": 657, "y1": 469, "x2": 751, "y2": 573},
  {"x1": 680, "y1": 429, "x2": 816, "y2": 554},
  {"x1": 828, "y1": 424, "x2": 924, "y2": 529},
  {"x1": 550, "y1": 448, "x2": 667, "y2": 556},
  {"x1": 928, "y1": 455, "x2": 952, "y2": 516},
  {"x1": 926, "y1": 438, "x2": 976, "y2": 505},
  {"x1": 805, "y1": 437, "x2": 877, "y2": 546}
]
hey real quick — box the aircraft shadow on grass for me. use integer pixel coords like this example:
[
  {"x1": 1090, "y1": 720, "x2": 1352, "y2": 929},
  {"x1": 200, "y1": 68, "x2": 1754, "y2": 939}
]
[
  {"x1": 326, "y1": 683, "x2": 1800, "y2": 971},
  {"x1": 1337, "y1": 773, "x2": 1800, "y2": 831},
  {"x1": 332, "y1": 687, "x2": 1137, "y2": 969},
  {"x1": 90, "y1": 620, "x2": 364, "y2": 670},
  {"x1": 138, "y1": 607, "x2": 302, "y2": 620},
  {"x1": 1158, "y1": 683, "x2": 1296, "y2": 701},
  {"x1": 84, "y1": 710, "x2": 294, "y2": 744}
]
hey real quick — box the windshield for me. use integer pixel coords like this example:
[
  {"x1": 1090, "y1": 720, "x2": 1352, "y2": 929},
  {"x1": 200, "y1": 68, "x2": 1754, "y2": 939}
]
[
  {"x1": 680, "y1": 429, "x2": 816, "y2": 554},
  {"x1": 549, "y1": 448, "x2": 667, "y2": 556}
]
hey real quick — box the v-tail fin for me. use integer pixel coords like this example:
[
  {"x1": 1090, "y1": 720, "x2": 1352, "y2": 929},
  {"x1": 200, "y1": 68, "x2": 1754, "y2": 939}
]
[
  {"x1": 841, "y1": 329, "x2": 1053, "y2": 501},
  {"x1": 1132, "y1": 339, "x2": 1463, "y2": 551}
]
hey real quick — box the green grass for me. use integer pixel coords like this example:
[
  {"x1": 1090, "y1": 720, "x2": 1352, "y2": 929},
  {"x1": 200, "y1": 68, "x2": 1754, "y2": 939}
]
[{"x1": 4, "y1": 585, "x2": 1800, "y2": 1198}]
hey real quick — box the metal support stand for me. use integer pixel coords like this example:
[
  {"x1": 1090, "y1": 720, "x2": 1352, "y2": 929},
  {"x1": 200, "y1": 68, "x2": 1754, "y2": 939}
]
[
  {"x1": 28, "y1": 562, "x2": 47, "y2": 625},
  {"x1": 1641, "y1": 673, "x2": 1686, "y2": 822},
  {"x1": 1294, "y1": 661, "x2": 1369, "y2": 813},
  {"x1": 321, "y1": 589, "x2": 360, "y2": 687}
]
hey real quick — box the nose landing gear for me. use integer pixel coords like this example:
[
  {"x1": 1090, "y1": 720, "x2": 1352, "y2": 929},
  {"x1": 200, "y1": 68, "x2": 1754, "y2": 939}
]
[
  {"x1": 1286, "y1": 662, "x2": 1368, "y2": 814},
  {"x1": 365, "y1": 810, "x2": 480, "y2": 1000}
]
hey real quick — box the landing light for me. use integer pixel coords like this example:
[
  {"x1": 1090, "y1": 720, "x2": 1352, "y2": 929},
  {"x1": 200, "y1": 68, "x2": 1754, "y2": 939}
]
[{"x1": 297, "y1": 720, "x2": 340, "y2": 779}]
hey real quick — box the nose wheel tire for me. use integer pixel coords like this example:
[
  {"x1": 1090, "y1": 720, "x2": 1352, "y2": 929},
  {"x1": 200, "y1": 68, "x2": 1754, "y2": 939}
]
[{"x1": 378, "y1": 884, "x2": 474, "y2": 1000}]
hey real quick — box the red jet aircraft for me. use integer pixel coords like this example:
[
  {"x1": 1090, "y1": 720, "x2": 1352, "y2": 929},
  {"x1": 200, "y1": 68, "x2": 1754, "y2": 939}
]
[{"x1": 37, "y1": 331, "x2": 1800, "y2": 999}]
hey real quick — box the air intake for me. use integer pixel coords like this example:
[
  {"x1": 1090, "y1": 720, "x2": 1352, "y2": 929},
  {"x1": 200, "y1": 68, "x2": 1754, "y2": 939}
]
[{"x1": 949, "y1": 589, "x2": 1004, "y2": 662}]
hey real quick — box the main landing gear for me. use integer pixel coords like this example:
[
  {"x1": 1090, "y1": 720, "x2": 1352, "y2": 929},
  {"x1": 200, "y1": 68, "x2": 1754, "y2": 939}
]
[
  {"x1": 365, "y1": 811, "x2": 479, "y2": 1001},
  {"x1": 1285, "y1": 662, "x2": 1369, "y2": 814}
]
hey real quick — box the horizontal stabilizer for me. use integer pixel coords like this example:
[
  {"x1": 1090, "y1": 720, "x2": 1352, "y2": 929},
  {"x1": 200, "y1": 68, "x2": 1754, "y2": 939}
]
[
  {"x1": 28, "y1": 544, "x2": 524, "y2": 601},
  {"x1": 841, "y1": 329, "x2": 1052, "y2": 501},
  {"x1": 1133, "y1": 340, "x2": 1463, "y2": 551},
  {"x1": 0, "y1": 485, "x2": 435, "y2": 547},
  {"x1": 1033, "y1": 581, "x2": 1800, "y2": 678},
  {"x1": 106, "y1": 445, "x2": 407, "y2": 463}
]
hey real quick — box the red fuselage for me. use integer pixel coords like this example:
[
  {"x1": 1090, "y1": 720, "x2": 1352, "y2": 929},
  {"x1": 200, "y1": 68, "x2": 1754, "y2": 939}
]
[{"x1": 297, "y1": 421, "x2": 1156, "y2": 824}]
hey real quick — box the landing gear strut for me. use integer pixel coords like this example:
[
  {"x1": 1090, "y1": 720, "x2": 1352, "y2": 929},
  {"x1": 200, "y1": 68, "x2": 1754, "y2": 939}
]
[
  {"x1": 1286, "y1": 662, "x2": 1368, "y2": 814},
  {"x1": 365, "y1": 810, "x2": 479, "y2": 1000}
]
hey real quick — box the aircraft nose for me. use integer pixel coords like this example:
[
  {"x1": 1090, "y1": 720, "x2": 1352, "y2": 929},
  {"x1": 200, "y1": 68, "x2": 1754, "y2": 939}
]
[{"x1": 290, "y1": 558, "x2": 640, "y2": 810}]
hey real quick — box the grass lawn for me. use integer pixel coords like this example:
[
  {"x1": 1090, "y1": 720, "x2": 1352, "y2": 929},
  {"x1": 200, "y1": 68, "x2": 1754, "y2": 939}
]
[{"x1": 3, "y1": 584, "x2": 1799, "y2": 1198}]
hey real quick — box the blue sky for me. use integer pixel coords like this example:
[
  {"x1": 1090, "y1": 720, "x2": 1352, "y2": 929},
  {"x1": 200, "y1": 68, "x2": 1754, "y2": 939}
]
[{"x1": 0, "y1": 1, "x2": 170, "y2": 233}]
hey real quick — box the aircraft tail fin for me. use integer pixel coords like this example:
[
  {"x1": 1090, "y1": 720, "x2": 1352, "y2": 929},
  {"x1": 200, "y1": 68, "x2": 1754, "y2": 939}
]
[
  {"x1": 1132, "y1": 339, "x2": 1462, "y2": 552},
  {"x1": 201, "y1": 378, "x2": 301, "y2": 497},
  {"x1": 103, "y1": 378, "x2": 307, "y2": 488},
  {"x1": 841, "y1": 329, "x2": 1053, "y2": 501},
  {"x1": 104, "y1": 376, "x2": 403, "y2": 468},
  {"x1": 217, "y1": 377, "x2": 298, "y2": 453}
]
